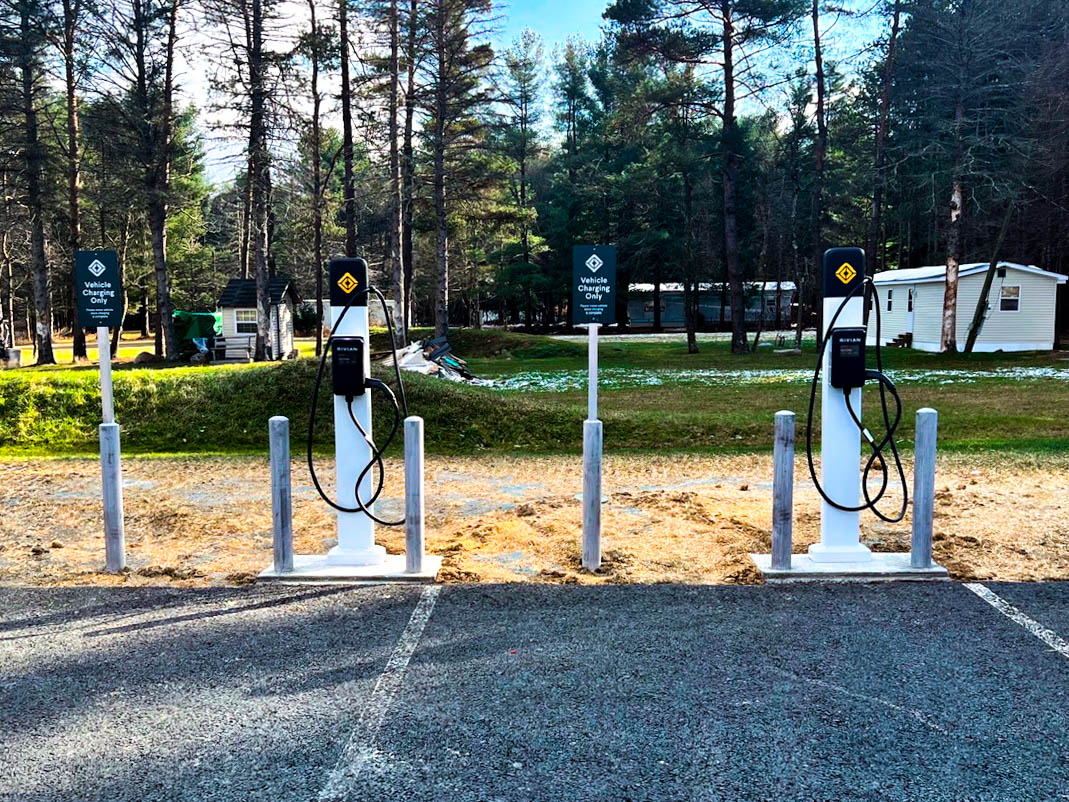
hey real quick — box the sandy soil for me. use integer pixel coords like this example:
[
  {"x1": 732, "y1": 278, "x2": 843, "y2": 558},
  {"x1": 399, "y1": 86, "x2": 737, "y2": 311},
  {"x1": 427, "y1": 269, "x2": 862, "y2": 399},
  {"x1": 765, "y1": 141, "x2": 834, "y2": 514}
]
[{"x1": 1, "y1": 453, "x2": 1067, "y2": 586}]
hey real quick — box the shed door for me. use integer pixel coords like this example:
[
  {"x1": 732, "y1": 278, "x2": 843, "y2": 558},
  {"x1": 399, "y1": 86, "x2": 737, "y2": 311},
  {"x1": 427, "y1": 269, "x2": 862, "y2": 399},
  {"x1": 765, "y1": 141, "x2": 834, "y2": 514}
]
[{"x1": 905, "y1": 288, "x2": 915, "y2": 333}]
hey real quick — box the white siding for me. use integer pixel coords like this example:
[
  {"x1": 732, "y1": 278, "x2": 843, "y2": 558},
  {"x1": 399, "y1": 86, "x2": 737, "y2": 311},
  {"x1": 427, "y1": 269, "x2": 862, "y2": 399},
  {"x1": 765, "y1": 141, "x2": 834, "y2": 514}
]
[
  {"x1": 215, "y1": 306, "x2": 257, "y2": 359},
  {"x1": 279, "y1": 299, "x2": 294, "y2": 356},
  {"x1": 906, "y1": 267, "x2": 1059, "y2": 351},
  {"x1": 867, "y1": 284, "x2": 914, "y2": 345},
  {"x1": 912, "y1": 283, "x2": 944, "y2": 347},
  {"x1": 220, "y1": 308, "x2": 237, "y2": 338},
  {"x1": 269, "y1": 306, "x2": 279, "y2": 358}
]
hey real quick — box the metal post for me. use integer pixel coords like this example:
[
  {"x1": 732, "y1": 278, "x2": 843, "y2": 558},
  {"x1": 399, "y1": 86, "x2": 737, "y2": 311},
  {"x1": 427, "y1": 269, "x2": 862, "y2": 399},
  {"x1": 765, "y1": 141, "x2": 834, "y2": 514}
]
[
  {"x1": 97, "y1": 326, "x2": 114, "y2": 423},
  {"x1": 911, "y1": 408, "x2": 938, "y2": 569},
  {"x1": 587, "y1": 323, "x2": 598, "y2": 421},
  {"x1": 772, "y1": 410, "x2": 795, "y2": 570},
  {"x1": 582, "y1": 419, "x2": 603, "y2": 571},
  {"x1": 269, "y1": 416, "x2": 294, "y2": 573},
  {"x1": 405, "y1": 416, "x2": 425, "y2": 573},
  {"x1": 100, "y1": 423, "x2": 125, "y2": 573}
]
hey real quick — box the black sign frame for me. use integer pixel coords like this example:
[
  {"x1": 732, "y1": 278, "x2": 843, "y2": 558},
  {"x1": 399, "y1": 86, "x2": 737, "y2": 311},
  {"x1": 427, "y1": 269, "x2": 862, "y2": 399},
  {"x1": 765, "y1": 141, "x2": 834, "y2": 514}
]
[{"x1": 76, "y1": 250, "x2": 123, "y2": 328}]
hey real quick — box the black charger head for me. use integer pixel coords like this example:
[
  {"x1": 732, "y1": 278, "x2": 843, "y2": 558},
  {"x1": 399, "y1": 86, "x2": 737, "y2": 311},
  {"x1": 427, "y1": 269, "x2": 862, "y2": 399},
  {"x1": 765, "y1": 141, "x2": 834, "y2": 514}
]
[
  {"x1": 829, "y1": 328, "x2": 867, "y2": 389},
  {"x1": 331, "y1": 337, "x2": 366, "y2": 398}
]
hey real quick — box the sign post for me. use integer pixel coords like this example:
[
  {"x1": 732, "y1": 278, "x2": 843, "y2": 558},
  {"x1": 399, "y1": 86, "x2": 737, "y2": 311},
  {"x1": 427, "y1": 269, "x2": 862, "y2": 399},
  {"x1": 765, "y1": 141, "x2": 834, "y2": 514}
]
[
  {"x1": 572, "y1": 245, "x2": 616, "y2": 572},
  {"x1": 76, "y1": 250, "x2": 125, "y2": 572}
]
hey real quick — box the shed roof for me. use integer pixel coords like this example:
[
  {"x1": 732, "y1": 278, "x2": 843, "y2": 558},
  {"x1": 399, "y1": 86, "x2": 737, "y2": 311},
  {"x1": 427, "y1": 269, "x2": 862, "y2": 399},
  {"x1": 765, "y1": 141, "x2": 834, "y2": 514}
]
[
  {"x1": 873, "y1": 262, "x2": 1066, "y2": 286},
  {"x1": 217, "y1": 278, "x2": 299, "y2": 308}
]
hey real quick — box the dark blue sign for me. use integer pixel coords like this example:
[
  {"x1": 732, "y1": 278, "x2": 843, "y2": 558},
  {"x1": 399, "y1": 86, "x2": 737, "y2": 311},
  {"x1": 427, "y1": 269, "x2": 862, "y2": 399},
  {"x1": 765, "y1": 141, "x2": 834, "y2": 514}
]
[
  {"x1": 572, "y1": 245, "x2": 616, "y2": 325},
  {"x1": 76, "y1": 251, "x2": 123, "y2": 328}
]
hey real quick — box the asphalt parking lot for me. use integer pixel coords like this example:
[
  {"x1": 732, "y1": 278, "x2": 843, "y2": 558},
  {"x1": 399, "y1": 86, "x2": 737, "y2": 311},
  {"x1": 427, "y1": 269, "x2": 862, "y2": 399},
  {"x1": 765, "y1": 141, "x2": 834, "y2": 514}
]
[{"x1": 1, "y1": 581, "x2": 1067, "y2": 801}]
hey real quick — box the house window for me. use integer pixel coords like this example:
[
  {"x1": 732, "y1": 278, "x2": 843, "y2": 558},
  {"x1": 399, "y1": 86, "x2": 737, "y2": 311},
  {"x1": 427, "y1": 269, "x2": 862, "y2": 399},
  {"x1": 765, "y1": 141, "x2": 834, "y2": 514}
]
[
  {"x1": 887, "y1": 289, "x2": 893, "y2": 312},
  {"x1": 907, "y1": 289, "x2": 914, "y2": 313},
  {"x1": 999, "y1": 285, "x2": 1020, "y2": 312},
  {"x1": 235, "y1": 309, "x2": 258, "y2": 334}
]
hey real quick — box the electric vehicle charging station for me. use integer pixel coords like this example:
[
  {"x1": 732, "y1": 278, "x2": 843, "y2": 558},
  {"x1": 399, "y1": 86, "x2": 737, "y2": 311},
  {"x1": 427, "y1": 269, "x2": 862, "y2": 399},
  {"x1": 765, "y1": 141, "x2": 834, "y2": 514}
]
[
  {"x1": 813, "y1": 247, "x2": 871, "y2": 562},
  {"x1": 752, "y1": 247, "x2": 947, "y2": 580},
  {"x1": 324, "y1": 256, "x2": 384, "y2": 566},
  {"x1": 260, "y1": 256, "x2": 441, "y2": 582}
]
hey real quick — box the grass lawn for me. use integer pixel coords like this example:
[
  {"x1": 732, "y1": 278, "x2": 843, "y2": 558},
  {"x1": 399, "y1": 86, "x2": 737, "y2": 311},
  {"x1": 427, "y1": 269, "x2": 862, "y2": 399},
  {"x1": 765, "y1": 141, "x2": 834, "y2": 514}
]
[{"x1": 2, "y1": 328, "x2": 1066, "y2": 456}]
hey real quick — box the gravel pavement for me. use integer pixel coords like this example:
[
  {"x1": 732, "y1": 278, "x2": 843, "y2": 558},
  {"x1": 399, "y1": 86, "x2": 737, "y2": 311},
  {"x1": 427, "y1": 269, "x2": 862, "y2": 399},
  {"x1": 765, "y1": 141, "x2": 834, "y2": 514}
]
[{"x1": 2, "y1": 581, "x2": 1067, "y2": 801}]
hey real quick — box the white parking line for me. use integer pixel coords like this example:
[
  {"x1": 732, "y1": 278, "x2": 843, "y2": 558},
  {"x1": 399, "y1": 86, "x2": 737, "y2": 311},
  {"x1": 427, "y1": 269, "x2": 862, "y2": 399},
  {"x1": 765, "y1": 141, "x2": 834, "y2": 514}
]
[
  {"x1": 965, "y1": 583, "x2": 1069, "y2": 660},
  {"x1": 318, "y1": 585, "x2": 441, "y2": 801}
]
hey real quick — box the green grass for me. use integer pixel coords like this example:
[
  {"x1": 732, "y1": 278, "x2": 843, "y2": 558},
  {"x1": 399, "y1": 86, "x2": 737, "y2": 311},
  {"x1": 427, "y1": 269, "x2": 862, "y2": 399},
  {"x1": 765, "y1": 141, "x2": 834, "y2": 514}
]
[{"x1": 2, "y1": 328, "x2": 1066, "y2": 456}]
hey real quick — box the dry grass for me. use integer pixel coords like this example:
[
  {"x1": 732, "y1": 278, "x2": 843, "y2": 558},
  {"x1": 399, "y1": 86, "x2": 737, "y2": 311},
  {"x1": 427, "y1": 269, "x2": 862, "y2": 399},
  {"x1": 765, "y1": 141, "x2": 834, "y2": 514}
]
[{"x1": 1, "y1": 452, "x2": 1067, "y2": 586}]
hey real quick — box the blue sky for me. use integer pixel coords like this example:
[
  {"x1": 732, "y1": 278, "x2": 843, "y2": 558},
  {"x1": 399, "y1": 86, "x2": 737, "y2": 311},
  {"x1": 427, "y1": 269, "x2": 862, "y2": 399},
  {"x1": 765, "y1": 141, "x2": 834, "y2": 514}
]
[{"x1": 495, "y1": 0, "x2": 608, "y2": 52}]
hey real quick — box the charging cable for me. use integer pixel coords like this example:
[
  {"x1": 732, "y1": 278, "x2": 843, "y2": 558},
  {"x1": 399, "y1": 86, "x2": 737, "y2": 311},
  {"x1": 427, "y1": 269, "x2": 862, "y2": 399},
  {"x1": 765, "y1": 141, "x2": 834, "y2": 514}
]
[
  {"x1": 306, "y1": 285, "x2": 409, "y2": 526},
  {"x1": 805, "y1": 277, "x2": 909, "y2": 524}
]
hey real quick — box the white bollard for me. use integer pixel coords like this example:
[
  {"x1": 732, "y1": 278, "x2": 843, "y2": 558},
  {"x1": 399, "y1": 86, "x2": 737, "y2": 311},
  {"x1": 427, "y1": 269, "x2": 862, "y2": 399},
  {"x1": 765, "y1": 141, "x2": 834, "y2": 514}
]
[
  {"x1": 911, "y1": 408, "x2": 938, "y2": 569},
  {"x1": 269, "y1": 416, "x2": 294, "y2": 573},
  {"x1": 405, "y1": 416, "x2": 425, "y2": 573},
  {"x1": 582, "y1": 419, "x2": 603, "y2": 571},
  {"x1": 100, "y1": 422, "x2": 125, "y2": 573},
  {"x1": 772, "y1": 411, "x2": 795, "y2": 570}
]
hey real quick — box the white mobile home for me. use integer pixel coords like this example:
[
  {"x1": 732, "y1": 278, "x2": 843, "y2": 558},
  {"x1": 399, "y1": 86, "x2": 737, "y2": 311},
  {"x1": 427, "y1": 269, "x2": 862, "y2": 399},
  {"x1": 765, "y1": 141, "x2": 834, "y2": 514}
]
[
  {"x1": 216, "y1": 278, "x2": 300, "y2": 360},
  {"x1": 869, "y1": 262, "x2": 1066, "y2": 352}
]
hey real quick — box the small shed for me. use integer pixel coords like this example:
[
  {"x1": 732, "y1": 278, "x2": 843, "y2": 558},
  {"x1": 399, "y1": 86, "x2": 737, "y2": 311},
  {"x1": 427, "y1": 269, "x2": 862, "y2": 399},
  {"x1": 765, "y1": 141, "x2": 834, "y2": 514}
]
[
  {"x1": 216, "y1": 278, "x2": 300, "y2": 360},
  {"x1": 869, "y1": 262, "x2": 1066, "y2": 352}
]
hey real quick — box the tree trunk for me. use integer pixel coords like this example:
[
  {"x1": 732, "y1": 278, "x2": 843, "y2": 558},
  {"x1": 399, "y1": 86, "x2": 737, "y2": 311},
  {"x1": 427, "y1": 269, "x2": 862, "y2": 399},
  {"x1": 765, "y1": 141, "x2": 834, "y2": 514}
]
[
  {"x1": 111, "y1": 213, "x2": 131, "y2": 356},
  {"x1": 432, "y1": 8, "x2": 448, "y2": 339},
  {"x1": 148, "y1": 198, "x2": 177, "y2": 358},
  {"x1": 0, "y1": 218, "x2": 11, "y2": 348},
  {"x1": 653, "y1": 264, "x2": 661, "y2": 331},
  {"x1": 811, "y1": 0, "x2": 827, "y2": 308},
  {"x1": 139, "y1": 275, "x2": 149, "y2": 338},
  {"x1": 339, "y1": 0, "x2": 357, "y2": 256},
  {"x1": 387, "y1": 0, "x2": 405, "y2": 346},
  {"x1": 940, "y1": 98, "x2": 965, "y2": 353},
  {"x1": 141, "y1": 0, "x2": 180, "y2": 361},
  {"x1": 432, "y1": 129, "x2": 448, "y2": 338},
  {"x1": 400, "y1": 0, "x2": 417, "y2": 335},
  {"x1": 684, "y1": 280, "x2": 697, "y2": 352},
  {"x1": 19, "y1": 0, "x2": 54, "y2": 365},
  {"x1": 866, "y1": 0, "x2": 901, "y2": 274},
  {"x1": 63, "y1": 0, "x2": 86, "y2": 360},
  {"x1": 0, "y1": 235, "x2": 9, "y2": 349},
  {"x1": 721, "y1": 0, "x2": 746, "y2": 354},
  {"x1": 964, "y1": 201, "x2": 1014, "y2": 352},
  {"x1": 249, "y1": 0, "x2": 271, "y2": 361},
  {"x1": 309, "y1": 0, "x2": 324, "y2": 356},
  {"x1": 240, "y1": 172, "x2": 251, "y2": 278}
]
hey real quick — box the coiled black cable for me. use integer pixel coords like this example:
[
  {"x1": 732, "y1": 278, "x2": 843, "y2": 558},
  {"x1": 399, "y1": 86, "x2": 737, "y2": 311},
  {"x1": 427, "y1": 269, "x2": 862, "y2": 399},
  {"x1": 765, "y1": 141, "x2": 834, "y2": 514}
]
[
  {"x1": 805, "y1": 277, "x2": 909, "y2": 524},
  {"x1": 306, "y1": 284, "x2": 408, "y2": 525}
]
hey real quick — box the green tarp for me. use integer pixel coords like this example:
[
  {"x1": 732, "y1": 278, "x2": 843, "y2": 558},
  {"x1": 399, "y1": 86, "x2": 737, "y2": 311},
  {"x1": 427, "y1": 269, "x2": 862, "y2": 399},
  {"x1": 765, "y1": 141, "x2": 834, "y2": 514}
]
[{"x1": 173, "y1": 311, "x2": 222, "y2": 341}]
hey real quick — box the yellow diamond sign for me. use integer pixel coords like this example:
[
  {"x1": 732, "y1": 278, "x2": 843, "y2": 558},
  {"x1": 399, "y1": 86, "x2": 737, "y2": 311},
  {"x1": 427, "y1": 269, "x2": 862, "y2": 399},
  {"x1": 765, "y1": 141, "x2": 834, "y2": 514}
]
[
  {"x1": 835, "y1": 262, "x2": 857, "y2": 285},
  {"x1": 337, "y1": 271, "x2": 359, "y2": 294}
]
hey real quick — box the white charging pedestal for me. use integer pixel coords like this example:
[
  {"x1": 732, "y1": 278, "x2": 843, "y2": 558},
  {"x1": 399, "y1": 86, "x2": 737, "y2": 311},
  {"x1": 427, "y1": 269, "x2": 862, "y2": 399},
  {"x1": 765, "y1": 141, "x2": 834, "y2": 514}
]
[
  {"x1": 750, "y1": 246, "x2": 948, "y2": 581},
  {"x1": 809, "y1": 249, "x2": 871, "y2": 564},
  {"x1": 327, "y1": 290, "x2": 386, "y2": 567}
]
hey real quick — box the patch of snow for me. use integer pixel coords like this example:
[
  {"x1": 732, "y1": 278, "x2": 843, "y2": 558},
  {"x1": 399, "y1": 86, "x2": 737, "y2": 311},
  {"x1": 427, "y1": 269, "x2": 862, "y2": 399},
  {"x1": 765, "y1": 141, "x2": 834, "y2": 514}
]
[{"x1": 485, "y1": 366, "x2": 1069, "y2": 392}]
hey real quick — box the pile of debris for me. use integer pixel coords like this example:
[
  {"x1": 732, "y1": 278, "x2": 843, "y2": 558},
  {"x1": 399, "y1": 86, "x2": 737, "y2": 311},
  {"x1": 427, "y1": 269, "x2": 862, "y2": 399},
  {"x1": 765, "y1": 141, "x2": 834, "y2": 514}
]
[{"x1": 379, "y1": 336, "x2": 490, "y2": 385}]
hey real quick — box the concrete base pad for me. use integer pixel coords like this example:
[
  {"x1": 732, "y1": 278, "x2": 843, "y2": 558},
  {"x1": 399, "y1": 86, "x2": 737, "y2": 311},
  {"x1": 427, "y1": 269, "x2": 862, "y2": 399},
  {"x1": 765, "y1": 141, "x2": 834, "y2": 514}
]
[
  {"x1": 258, "y1": 553, "x2": 442, "y2": 584},
  {"x1": 750, "y1": 552, "x2": 949, "y2": 582}
]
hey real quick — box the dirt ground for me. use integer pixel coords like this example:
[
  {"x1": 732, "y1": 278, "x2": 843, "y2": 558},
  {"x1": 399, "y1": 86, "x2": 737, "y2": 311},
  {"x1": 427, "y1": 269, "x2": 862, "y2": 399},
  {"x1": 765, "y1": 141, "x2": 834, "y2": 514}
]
[{"x1": 1, "y1": 452, "x2": 1067, "y2": 586}]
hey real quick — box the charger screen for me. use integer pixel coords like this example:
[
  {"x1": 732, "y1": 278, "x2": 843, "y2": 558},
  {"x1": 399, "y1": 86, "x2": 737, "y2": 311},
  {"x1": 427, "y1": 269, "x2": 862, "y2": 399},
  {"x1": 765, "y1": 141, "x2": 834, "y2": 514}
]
[{"x1": 839, "y1": 343, "x2": 860, "y2": 358}]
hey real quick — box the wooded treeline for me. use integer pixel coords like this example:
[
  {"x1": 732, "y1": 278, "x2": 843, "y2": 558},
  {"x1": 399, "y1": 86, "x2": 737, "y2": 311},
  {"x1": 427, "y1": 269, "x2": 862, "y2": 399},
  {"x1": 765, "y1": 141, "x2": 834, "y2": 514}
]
[{"x1": 0, "y1": 0, "x2": 1066, "y2": 363}]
